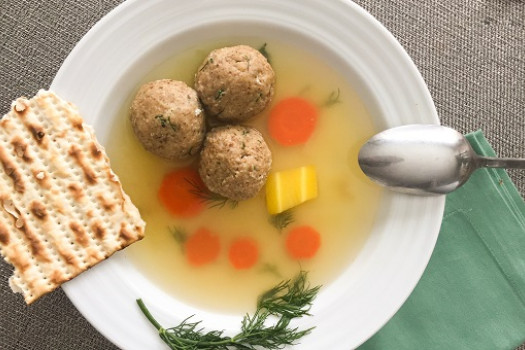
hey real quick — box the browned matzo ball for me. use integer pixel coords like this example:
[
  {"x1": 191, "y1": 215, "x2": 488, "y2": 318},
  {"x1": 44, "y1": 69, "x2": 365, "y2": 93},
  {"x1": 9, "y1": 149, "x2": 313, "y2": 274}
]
[
  {"x1": 199, "y1": 125, "x2": 272, "y2": 201},
  {"x1": 194, "y1": 45, "x2": 275, "y2": 122},
  {"x1": 130, "y1": 79, "x2": 206, "y2": 161}
]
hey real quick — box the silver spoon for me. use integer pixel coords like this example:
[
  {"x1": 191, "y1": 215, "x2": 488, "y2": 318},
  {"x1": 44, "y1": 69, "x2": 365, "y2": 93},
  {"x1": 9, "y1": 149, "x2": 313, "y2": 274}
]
[{"x1": 358, "y1": 124, "x2": 525, "y2": 195}]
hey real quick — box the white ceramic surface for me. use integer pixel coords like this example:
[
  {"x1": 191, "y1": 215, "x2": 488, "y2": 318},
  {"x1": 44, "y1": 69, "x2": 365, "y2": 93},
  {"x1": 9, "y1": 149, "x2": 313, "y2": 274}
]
[{"x1": 51, "y1": 0, "x2": 445, "y2": 349}]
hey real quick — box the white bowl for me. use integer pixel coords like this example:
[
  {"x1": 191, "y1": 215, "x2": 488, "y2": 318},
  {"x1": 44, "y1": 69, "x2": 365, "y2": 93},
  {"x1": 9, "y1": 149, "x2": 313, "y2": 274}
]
[{"x1": 51, "y1": 0, "x2": 445, "y2": 349}]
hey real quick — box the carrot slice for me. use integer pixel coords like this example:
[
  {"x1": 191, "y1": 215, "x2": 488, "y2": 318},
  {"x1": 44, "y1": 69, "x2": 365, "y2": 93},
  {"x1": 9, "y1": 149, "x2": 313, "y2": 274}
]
[
  {"x1": 185, "y1": 228, "x2": 220, "y2": 266},
  {"x1": 268, "y1": 97, "x2": 318, "y2": 146},
  {"x1": 229, "y1": 237, "x2": 259, "y2": 269},
  {"x1": 285, "y1": 226, "x2": 321, "y2": 259},
  {"x1": 158, "y1": 167, "x2": 205, "y2": 218}
]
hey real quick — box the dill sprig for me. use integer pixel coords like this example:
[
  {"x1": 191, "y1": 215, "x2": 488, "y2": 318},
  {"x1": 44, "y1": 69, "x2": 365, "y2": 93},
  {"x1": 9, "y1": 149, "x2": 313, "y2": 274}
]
[
  {"x1": 269, "y1": 209, "x2": 295, "y2": 232},
  {"x1": 186, "y1": 177, "x2": 238, "y2": 209},
  {"x1": 136, "y1": 271, "x2": 321, "y2": 350},
  {"x1": 322, "y1": 88, "x2": 341, "y2": 107},
  {"x1": 257, "y1": 271, "x2": 320, "y2": 319}
]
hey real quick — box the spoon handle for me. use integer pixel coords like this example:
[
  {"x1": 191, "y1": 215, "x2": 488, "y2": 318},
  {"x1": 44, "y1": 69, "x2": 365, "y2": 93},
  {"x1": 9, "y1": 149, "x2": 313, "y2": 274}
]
[{"x1": 477, "y1": 156, "x2": 525, "y2": 169}]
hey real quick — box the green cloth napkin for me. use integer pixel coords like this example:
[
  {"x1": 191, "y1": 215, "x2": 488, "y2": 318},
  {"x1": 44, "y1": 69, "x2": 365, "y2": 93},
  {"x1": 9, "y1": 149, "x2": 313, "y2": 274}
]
[{"x1": 359, "y1": 131, "x2": 525, "y2": 350}]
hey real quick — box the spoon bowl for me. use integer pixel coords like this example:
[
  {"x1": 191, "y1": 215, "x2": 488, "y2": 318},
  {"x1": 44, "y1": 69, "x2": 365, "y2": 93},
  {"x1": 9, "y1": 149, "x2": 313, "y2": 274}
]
[{"x1": 358, "y1": 124, "x2": 525, "y2": 195}]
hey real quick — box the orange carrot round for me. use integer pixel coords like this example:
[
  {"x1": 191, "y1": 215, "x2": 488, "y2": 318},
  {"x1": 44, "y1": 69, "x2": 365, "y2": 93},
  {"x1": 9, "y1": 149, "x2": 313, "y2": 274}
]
[
  {"x1": 228, "y1": 237, "x2": 259, "y2": 269},
  {"x1": 268, "y1": 97, "x2": 318, "y2": 146},
  {"x1": 185, "y1": 228, "x2": 220, "y2": 266},
  {"x1": 285, "y1": 226, "x2": 321, "y2": 259},
  {"x1": 158, "y1": 167, "x2": 205, "y2": 218}
]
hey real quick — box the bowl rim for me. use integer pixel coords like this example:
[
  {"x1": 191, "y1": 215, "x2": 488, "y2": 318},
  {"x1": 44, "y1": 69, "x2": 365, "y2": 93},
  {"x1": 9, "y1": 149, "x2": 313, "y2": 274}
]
[{"x1": 51, "y1": 0, "x2": 445, "y2": 349}]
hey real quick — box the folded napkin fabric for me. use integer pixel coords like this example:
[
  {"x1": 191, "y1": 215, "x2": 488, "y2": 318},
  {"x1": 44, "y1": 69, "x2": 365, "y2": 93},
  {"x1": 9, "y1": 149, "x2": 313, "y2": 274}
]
[{"x1": 359, "y1": 131, "x2": 525, "y2": 350}]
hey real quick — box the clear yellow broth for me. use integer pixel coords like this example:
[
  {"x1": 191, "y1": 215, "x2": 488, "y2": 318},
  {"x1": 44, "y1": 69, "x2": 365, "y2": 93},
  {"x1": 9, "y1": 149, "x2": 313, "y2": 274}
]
[{"x1": 106, "y1": 39, "x2": 382, "y2": 314}]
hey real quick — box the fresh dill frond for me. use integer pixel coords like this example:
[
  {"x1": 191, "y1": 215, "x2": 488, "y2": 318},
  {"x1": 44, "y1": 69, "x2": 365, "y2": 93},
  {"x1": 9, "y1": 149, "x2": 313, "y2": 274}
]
[
  {"x1": 136, "y1": 271, "x2": 321, "y2": 350},
  {"x1": 258, "y1": 42, "x2": 270, "y2": 63},
  {"x1": 257, "y1": 271, "x2": 321, "y2": 319},
  {"x1": 269, "y1": 209, "x2": 295, "y2": 232},
  {"x1": 322, "y1": 88, "x2": 341, "y2": 107},
  {"x1": 186, "y1": 177, "x2": 238, "y2": 209},
  {"x1": 161, "y1": 316, "x2": 227, "y2": 349}
]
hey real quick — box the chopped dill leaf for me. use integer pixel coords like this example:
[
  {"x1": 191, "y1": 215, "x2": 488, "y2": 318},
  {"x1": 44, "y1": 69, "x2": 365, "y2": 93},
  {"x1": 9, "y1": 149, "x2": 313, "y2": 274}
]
[
  {"x1": 298, "y1": 85, "x2": 311, "y2": 96},
  {"x1": 155, "y1": 115, "x2": 178, "y2": 132},
  {"x1": 155, "y1": 114, "x2": 167, "y2": 127},
  {"x1": 322, "y1": 88, "x2": 342, "y2": 107},
  {"x1": 259, "y1": 42, "x2": 270, "y2": 63},
  {"x1": 137, "y1": 271, "x2": 320, "y2": 350},
  {"x1": 186, "y1": 177, "x2": 238, "y2": 209},
  {"x1": 255, "y1": 92, "x2": 264, "y2": 103},
  {"x1": 215, "y1": 88, "x2": 225, "y2": 100},
  {"x1": 199, "y1": 57, "x2": 214, "y2": 71},
  {"x1": 259, "y1": 263, "x2": 282, "y2": 278},
  {"x1": 269, "y1": 209, "x2": 295, "y2": 232},
  {"x1": 168, "y1": 226, "x2": 187, "y2": 251}
]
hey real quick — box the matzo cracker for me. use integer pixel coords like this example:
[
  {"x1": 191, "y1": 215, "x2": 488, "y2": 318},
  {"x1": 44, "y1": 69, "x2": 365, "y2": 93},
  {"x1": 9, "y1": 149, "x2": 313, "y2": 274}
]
[{"x1": 0, "y1": 90, "x2": 145, "y2": 304}]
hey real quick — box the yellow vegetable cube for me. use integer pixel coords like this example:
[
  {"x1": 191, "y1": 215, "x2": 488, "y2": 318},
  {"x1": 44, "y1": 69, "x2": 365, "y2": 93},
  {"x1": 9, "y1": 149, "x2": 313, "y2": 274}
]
[{"x1": 265, "y1": 166, "x2": 318, "y2": 214}]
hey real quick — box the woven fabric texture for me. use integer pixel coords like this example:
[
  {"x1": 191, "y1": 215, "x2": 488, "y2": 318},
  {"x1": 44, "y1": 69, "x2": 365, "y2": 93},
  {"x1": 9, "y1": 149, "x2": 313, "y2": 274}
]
[{"x1": 0, "y1": 0, "x2": 523, "y2": 349}]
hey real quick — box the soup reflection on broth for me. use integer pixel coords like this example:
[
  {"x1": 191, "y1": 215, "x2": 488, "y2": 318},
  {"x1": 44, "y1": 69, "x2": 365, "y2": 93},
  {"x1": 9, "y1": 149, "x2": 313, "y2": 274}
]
[{"x1": 106, "y1": 39, "x2": 382, "y2": 313}]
